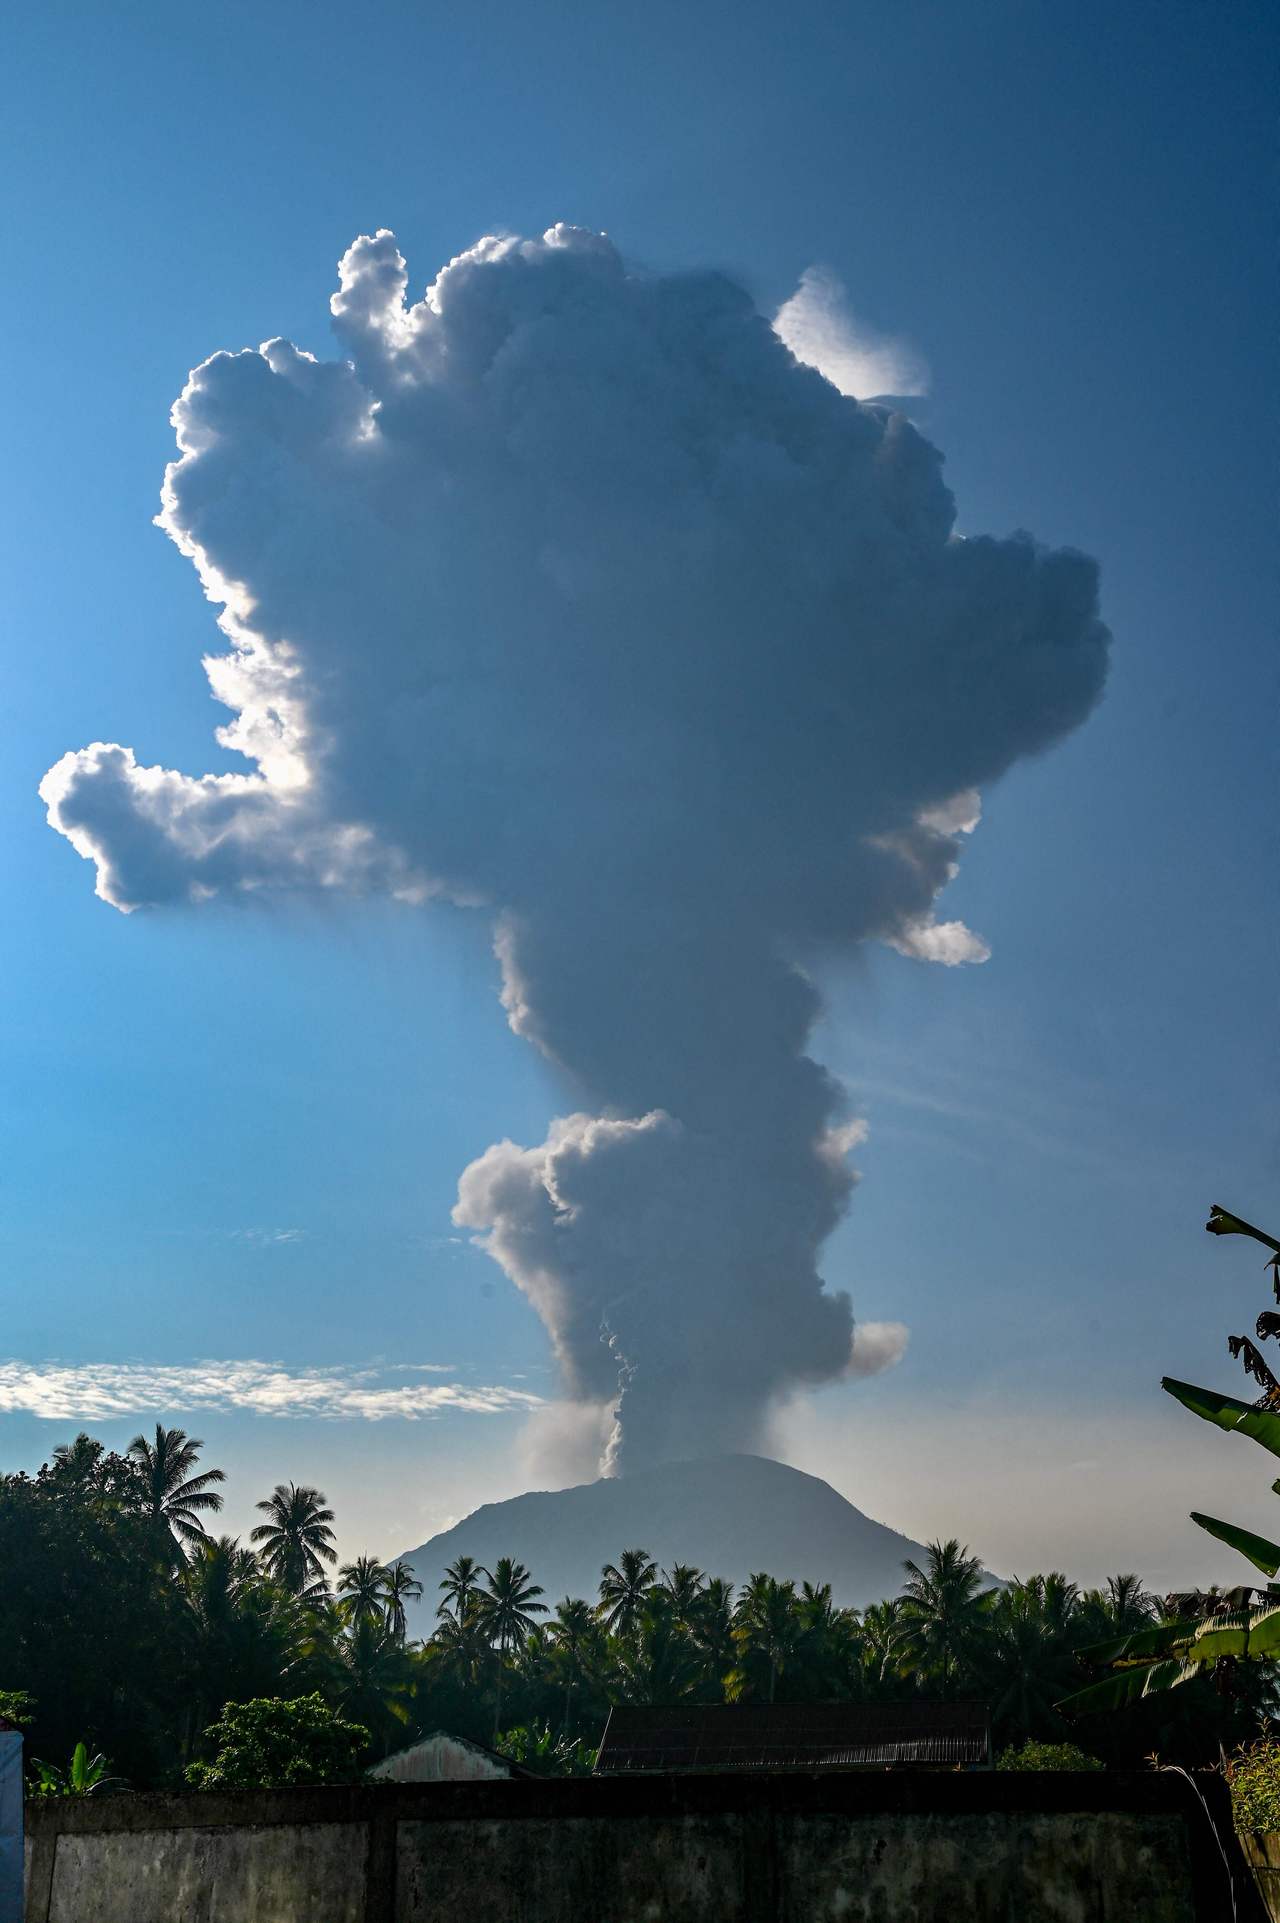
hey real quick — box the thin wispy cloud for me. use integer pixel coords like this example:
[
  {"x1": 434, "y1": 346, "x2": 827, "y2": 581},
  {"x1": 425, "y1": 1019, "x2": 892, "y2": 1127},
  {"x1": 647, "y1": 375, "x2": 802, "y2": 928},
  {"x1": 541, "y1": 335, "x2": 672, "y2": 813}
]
[{"x1": 0, "y1": 1360, "x2": 542, "y2": 1423}]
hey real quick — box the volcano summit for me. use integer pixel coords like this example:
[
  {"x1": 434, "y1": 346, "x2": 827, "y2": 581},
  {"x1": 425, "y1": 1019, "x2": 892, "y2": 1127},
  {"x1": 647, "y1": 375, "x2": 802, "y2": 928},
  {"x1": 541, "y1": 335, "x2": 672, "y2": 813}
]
[{"x1": 395, "y1": 1453, "x2": 933, "y2": 1641}]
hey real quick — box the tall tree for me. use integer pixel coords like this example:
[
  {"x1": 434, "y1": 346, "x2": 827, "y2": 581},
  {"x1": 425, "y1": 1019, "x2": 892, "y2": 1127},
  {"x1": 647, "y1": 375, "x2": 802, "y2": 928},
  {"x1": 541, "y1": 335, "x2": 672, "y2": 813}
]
[
  {"x1": 250, "y1": 1484, "x2": 337, "y2": 1599},
  {"x1": 616, "y1": 1594, "x2": 699, "y2": 1706},
  {"x1": 438, "y1": 1555, "x2": 484, "y2": 1623},
  {"x1": 480, "y1": 1559, "x2": 547, "y2": 1656},
  {"x1": 549, "y1": 1596, "x2": 598, "y2": 1735},
  {"x1": 182, "y1": 1535, "x2": 299, "y2": 1750},
  {"x1": 1078, "y1": 1572, "x2": 1157, "y2": 1642},
  {"x1": 859, "y1": 1599, "x2": 904, "y2": 1693},
  {"x1": 982, "y1": 1573, "x2": 1082, "y2": 1745},
  {"x1": 127, "y1": 1424, "x2": 225, "y2": 1553},
  {"x1": 480, "y1": 1558, "x2": 546, "y2": 1738},
  {"x1": 897, "y1": 1540, "x2": 994, "y2": 1696},
  {"x1": 337, "y1": 1556, "x2": 392, "y2": 1625},
  {"x1": 49, "y1": 1434, "x2": 105, "y2": 1489},
  {"x1": 384, "y1": 1563, "x2": 423, "y2": 1643},
  {"x1": 729, "y1": 1574, "x2": 801, "y2": 1703},
  {"x1": 597, "y1": 1548, "x2": 659, "y2": 1639},
  {"x1": 690, "y1": 1578, "x2": 736, "y2": 1695},
  {"x1": 661, "y1": 1564, "x2": 705, "y2": 1629}
]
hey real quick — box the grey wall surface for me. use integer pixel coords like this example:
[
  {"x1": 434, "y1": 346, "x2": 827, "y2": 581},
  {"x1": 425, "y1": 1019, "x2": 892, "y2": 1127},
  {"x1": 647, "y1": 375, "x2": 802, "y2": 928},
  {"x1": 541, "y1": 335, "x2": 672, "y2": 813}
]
[
  {"x1": 22, "y1": 1770, "x2": 1258, "y2": 1923},
  {"x1": 1, "y1": 1732, "x2": 22, "y2": 1923}
]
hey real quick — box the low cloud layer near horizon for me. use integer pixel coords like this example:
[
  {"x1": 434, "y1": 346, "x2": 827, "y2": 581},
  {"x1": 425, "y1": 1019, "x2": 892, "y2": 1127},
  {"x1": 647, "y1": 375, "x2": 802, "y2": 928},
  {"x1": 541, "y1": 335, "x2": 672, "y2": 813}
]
[
  {"x1": 0, "y1": 1359, "x2": 542, "y2": 1423},
  {"x1": 41, "y1": 225, "x2": 1109, "y2": 1476}
]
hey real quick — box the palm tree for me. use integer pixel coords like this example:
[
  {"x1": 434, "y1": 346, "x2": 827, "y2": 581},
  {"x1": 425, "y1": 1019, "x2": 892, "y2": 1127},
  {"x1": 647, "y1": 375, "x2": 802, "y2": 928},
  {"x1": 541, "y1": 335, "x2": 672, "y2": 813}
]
[
  {"x1": 550, "y1": 1596, "x2": 598, "y2": 1735},
  {"x1": 384, "y1": 1562, "x2": 423, "y2": 1643},
  {"x1": 661, "y1": 1564, "x2": 705, "y2": 1629},
  {"x1": 337, "y1": 1556, "x2": 392, "y2": 1625},
  {"x1": 597, "y1": 1548, "x2": 659, "y2": 1639},
  {"x1": 479, "y1": 1558, "x2": 547, "y2": 1738},
  {"x1": 127, "y1": 1424, "x2": 225, "y2": 1552},
  {"x1": 182, "y1": 1534, "x2": 299, "y2": 1750},
  {"x1": 480, "y1": 1559, "x2": 547, "y2": 1654},
  {"x1": 431, "y1": 1604, "x2": 493, "y2": 1690},
  {"x1": 616, "y1": 1595, "x2": 700, "y2": 1705},
  {"x1": 1079, "y1": 1572, "x2": 1157, "y2": 1641},
  {"x1": 690, "y1": 1578, "x2": 736, "y2": 1695},
  {"x1": 250, "y1": 1483, "x2": 337, "y2": 1598},
  {"x1": 729, "y1": 1574, "x2": 801, "y2": 1703},
  {"x1": 438, "y1": 1555, "x2": 484, "y2": 1623},
  {"x1": 897, "y1": 1539, "x2": 995, "y2": 1696},
  {"x1": 331, "y1": 1611, "x2": 414, "y2": 1758},
  {"x1": 859, "y1": 1598, "x2": 905, "y2": 1691},
  {"x1": 983, "y1": 1574, "x2": 1082, "y2": 1743},
  {"x1": 50, "y1": 1433, "x2": 105, "y2": 1488}
]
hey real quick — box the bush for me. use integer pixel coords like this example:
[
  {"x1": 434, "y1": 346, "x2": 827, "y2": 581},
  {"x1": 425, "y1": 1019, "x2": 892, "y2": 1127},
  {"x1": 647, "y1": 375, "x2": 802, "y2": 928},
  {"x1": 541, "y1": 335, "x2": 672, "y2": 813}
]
[
  {"x1": 185, "y1": 1694, "x2": 369, "y2": 1789},
  {"x1": 0, "y1": 1691, "x2": 34, "y2": 1728},
  {"x1": 494, "y1": 1722, "x2": 596, "y2": 1777},
  {"x1": 1225, "y1": 1739, "x2": 1280, "y2": 1834},
  {"x1": 997, "y1": 1740, "x2": 1104, "y2": 1772}
]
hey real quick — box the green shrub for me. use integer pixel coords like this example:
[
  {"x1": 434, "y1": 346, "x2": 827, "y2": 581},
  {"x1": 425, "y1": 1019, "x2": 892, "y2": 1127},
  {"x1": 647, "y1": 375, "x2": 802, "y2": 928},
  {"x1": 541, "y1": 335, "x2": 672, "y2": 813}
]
[
  {"x1": 0, "y1": 1690, "x2": 34, "y2": 1728},
  {"x1": 997, "y1": 1739, "x2": 1104, "y2": 1772},
  {"x1": 1225, "y1": 1739, "x2": 1280, "y2": 1834},
  {"x1": 495, "y1": 1722, "x2": 596, "y2": 1777},
  {"x1": 185, "y1": 1694, "x2": 369, "y2": 1789},
  {"x1": 28, "y1": 1741, "x2": 122, "y2": 1797}
]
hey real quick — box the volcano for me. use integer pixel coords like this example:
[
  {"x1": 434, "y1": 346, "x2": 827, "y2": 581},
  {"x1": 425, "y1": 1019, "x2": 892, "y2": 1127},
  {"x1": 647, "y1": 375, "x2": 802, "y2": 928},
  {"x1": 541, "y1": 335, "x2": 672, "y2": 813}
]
[{"x1": 394, "y1": 1453, "x2": 931, "y2": 1642}]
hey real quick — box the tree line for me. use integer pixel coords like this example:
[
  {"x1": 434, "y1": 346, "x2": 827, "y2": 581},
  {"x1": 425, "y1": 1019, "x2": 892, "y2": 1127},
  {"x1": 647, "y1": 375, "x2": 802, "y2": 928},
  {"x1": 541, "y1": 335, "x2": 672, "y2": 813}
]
[{"x1": 1, "y1": 1424, "x2": 1272, "y2": 1787}]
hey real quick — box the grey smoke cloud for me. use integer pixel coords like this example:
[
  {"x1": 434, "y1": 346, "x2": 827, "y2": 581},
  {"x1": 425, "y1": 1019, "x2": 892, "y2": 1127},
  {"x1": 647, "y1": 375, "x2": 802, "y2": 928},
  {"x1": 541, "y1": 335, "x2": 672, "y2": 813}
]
[{"x1": 41, "y1": 225, "x2": 1109, "y2": 1473}]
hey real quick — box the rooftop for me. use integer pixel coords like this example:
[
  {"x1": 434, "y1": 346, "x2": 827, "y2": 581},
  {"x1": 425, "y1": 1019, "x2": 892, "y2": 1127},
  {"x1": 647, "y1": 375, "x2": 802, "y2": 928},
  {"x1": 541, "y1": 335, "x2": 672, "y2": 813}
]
[{"x1": 595, "y1": 1701, "x2": 992, "y2": 1774}]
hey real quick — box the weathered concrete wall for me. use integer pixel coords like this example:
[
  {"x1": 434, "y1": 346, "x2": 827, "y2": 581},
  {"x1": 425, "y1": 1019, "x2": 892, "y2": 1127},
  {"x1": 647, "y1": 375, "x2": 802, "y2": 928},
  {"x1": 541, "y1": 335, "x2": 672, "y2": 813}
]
[{"x1": 22, "y1": 1770, "x2": 1258, "y2": 1923}]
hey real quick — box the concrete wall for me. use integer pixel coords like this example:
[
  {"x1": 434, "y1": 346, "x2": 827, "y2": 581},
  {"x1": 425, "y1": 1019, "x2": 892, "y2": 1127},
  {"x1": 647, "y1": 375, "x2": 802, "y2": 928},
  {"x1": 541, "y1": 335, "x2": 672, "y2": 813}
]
[{"x1": 22, "y1": 1770, "x2": 1258, "y2": 1923}]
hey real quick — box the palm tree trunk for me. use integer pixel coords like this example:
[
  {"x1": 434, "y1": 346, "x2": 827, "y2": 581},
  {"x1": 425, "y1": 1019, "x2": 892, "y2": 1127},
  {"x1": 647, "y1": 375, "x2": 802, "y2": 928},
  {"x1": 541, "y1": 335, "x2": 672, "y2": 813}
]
[{"x1": 492, "y1": 1642, "x2": 506, "y2": 1743}]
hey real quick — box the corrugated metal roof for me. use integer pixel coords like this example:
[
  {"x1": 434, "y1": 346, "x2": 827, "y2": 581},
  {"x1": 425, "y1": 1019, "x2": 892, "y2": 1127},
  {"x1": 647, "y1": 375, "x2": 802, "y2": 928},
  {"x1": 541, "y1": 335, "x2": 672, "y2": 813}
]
[{"x1": 595, "y1": 1702, "x2": 991, "y2": 1773}]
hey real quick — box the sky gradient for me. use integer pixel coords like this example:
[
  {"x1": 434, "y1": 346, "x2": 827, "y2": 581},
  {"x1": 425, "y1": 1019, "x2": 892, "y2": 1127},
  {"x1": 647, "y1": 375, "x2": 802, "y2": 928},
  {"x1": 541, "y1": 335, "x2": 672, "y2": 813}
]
[{"x1": 2, "y1": 0, "x2": 1275, "y2": 1588}]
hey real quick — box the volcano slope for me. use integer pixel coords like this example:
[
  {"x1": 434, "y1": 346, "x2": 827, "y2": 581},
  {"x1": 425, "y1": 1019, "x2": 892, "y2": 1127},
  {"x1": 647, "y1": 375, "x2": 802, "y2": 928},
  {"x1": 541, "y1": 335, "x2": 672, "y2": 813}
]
[{"x1": 395, "y1": 1453, "x2": 935, "y2": 1641}]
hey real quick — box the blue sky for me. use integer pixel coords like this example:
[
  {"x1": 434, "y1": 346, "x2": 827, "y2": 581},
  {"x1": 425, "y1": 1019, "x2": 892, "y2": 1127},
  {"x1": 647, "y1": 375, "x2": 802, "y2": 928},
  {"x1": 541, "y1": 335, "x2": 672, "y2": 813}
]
[{"x1": 2, "y1": 0, "x2": 1275, "y2": 1585}]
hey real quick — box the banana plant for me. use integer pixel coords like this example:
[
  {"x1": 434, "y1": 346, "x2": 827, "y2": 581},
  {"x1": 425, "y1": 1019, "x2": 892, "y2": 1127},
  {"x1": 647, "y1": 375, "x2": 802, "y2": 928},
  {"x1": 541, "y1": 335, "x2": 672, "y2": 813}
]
[
  {"x1": 1167, "y1": 1206, "x2": 1280, "y2": 1578},
  {"x1": 1060, "y1": 1206, "x2": 1280, "y2": 1715},
  {"x1": 29, "y1": 1740, "x2": 123, "y2": 1797}
]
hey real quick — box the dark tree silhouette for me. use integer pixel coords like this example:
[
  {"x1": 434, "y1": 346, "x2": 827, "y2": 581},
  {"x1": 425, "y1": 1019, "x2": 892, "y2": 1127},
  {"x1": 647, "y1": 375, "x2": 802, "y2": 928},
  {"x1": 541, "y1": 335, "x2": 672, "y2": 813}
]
[
  {"x1": 127, "y1": 1424, "x2": 225, "y2": 1553},
  {"x1": 250, "y1": 1483, "x2": 337, "y2": 1599}
]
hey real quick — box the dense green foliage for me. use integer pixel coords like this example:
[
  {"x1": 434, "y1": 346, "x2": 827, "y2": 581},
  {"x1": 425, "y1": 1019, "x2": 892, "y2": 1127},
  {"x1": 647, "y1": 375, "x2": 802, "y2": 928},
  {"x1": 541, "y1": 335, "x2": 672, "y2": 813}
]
[
  {"x1": 1225, "y1": 1738, "x2": 1280, "y2": 1833},
  {"x1": 997, "y1": 1740, "x2": 1104, "y2": 1771},
  {"x1": 184, "y1": 1695, "x2": 368, "y2": 1789},
  {"x1": 3, "y1": 1425, "x2": 1275, "y2": 1789},
  {"x1": 494, "y1": 1722, "x2": 596, "y2": 1776}
]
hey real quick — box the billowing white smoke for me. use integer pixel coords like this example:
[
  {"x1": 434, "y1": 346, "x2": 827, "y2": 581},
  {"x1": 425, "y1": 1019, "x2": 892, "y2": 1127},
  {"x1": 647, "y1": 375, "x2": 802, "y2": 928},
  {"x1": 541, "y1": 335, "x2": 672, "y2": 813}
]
[{"x1": 41, "y1": 225, "x2": 1109, "y2": 1474}]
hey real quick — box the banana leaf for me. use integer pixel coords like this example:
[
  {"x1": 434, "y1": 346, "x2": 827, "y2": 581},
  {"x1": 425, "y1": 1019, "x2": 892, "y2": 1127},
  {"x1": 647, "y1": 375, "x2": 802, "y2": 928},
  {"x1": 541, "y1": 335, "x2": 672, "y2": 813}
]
[
  {"x1": 1075, "y1": 1618, "x2": 1198, "y2": 1666},
  {"x1": 1191, "y1": 1512, "x2": 1280, "y2": 1577},
  {"x1": 1206, "y1": 1206, "x2": 1280, "y2": 1254},
  {"x1": 1244, "y1": 1605, "x2": 1280, "y2": 1654},
  {"x1": 1187, "y1": 1613, "x2": 1254, "y2": 1661},
  {"x1": 1058, "y1": 1657, "x2": 1188, "y2": 1716},
  {"x1": 1162, "y1": 1378, "x2": 1280, "y2": 1459}
]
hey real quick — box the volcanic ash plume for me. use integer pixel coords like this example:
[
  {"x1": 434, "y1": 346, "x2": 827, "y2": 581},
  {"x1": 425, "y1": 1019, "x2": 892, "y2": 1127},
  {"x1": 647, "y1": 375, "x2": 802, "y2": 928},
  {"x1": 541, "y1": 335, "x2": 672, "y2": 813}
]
[{"x1": 41, "y1": 225, "x2": 1110, "y2": 1473}]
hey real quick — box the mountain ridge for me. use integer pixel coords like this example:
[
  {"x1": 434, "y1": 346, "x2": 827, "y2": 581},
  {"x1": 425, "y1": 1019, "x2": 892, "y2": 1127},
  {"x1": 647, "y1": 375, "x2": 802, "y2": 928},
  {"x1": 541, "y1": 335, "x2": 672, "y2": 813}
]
[{"x1": 395, "y1": 1452, "x2": 934, "y2": 1641}]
